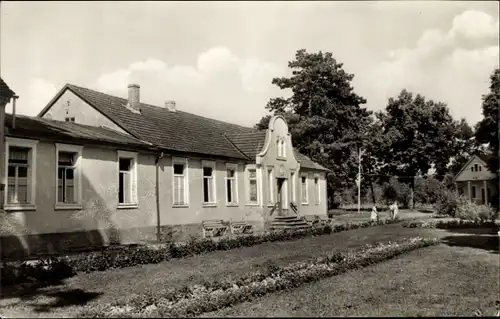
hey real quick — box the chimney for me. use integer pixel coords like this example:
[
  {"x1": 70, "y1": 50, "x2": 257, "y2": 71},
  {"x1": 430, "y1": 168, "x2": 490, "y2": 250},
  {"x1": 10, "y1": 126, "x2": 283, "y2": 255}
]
[
  {"x1": 127, "y1": 84, "x2": 140, "y2": 111},
  {"x1": 165, "y1": 100, "x2": 176, "y2": 112}
]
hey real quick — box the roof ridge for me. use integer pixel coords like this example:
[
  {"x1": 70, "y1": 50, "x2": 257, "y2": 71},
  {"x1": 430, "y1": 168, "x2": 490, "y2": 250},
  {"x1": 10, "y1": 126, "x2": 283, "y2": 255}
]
[{"x1": 67, "y1": 83, "x2": 256, "y2": 132}]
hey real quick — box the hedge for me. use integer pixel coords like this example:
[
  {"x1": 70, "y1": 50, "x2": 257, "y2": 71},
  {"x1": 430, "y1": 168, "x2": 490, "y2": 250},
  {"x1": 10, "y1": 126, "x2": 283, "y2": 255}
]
[
  {"x1": 1, "y1": 218, "x2": 404, "y2": 286},
  {"x1": 77, "y1": 236, "x2": 439, "y2": 318},
  {"x1": 401, "y1": 219, "x2": 499, "y2": 229}
]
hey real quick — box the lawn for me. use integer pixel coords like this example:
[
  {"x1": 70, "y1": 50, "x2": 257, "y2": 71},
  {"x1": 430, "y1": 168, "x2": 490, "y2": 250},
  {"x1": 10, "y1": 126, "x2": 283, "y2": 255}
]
[
  {"x1": 0, "y1": 214, "x2": 497, "y2": 318},
  {"x1": 0, "y1": 223, "x2": 440, "y2": 318},
  {"x1": 204, "y1": 241, "x2": 499, "y2": 317}
]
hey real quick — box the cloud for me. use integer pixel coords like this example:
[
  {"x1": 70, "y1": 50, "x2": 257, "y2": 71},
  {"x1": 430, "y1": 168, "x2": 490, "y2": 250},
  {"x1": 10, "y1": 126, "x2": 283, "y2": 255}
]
[
  {"x1": 7, "y1": 78, "x2": 58, "y2": 116},
  {"x1": 358, "y1": 9, "x2": 499, "y2": 126},
  {"x1": 94, "y1": 47, "x2": 285, "y2": 126},
  {"x1": 449, "y1": 10, "x2": 499, "y2": 39}
]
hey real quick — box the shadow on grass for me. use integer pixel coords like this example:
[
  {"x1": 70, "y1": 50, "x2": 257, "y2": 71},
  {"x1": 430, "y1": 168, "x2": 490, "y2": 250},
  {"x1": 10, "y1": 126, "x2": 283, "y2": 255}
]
[
  {"x1": 441, "y1": 234, "x2": 499, "y2": 254},
  {"x1": 445, "y1": 226, "x2": 499, "y2": 235},
  {"x1": 0, "y1": 280, "x2": 102, "y2": 313}
]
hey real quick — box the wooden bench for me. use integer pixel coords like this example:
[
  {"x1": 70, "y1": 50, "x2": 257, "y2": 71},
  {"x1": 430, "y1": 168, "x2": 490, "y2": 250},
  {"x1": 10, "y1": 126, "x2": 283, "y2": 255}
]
[
  {"x1": 230, "y1": 221, "x2": 254, "y2": 235},
  {"x1": 201, "y1": 219, "x2": 228, "y2": 238}
]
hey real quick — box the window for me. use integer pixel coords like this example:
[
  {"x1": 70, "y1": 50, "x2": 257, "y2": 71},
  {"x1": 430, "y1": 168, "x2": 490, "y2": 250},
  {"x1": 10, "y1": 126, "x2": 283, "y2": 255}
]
[
  {"x1": 4, "y1": 138, "x2": 38, "y2": 210},
  {"x1": 267, "y1": 167, "x2": 274, "y2": 205},
  {"x1": 247, "y1": 168, "x2": 258, "y2": 204},
  {"x1": 117, "y1": 151, "x2": 138, "y2": 208},
  {"x1": 314, "y1": 176, "x2": 320, "y2": 205},
  {"x1": 55, "y1": 143, "x2": 83, "y2": 209},
  {"x1": 65, "y1": 117, "x2": 75, "y2": 122},
  {"x1": 225, "y1": 164, "x2": 238, "y2": 205},
  {"x1": 290, "y1": 171, "x2": 296, "y2": 203},
  {"x1": 7, "y1": 148, "x2": 29, "y2": 204},
  {"x1": 471, "y1": 186, "x2": 476, "y2": 199},
  {"x1": 202, "y1": 161, "x2": 216, "y2": 205},
  {"x1": 479, "y1": 166, "x2": 482, "y2": 172},
  {"x1": 277, "y1": 137, "x2": 286, "y2": 158},
  {"x1": 172, "y1": 158, "x2": 189, "y2": 206},
  {"x1": 474, "y1": 164, "x2": 478, "y2": 172},
  {"x1": 470, "y1": 167, "x2": 474, "y2": 172},
  {"x1": 301, "y1": 174, "x2": 308, "y2": 204}
]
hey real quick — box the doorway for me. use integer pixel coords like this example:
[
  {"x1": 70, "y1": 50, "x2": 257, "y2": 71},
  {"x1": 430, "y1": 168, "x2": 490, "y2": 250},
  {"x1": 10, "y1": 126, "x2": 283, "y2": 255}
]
[{"x1": 481, "y1": 188, "x2": 485, "y2": 205}]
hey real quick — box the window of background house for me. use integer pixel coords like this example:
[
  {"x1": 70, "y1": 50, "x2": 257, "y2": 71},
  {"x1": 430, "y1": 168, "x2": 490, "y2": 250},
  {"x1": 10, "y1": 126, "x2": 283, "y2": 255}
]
[
  {"x1": 203, "y1": 164, "x2": 215, "y2": 204},
  {"x1": 65, "y1": 117, "x2": 75, "y2": 122},
  {"x1": 7, "y1": 147, "x2": 29, "y2": 204},
  {"x1": 474, "y1": 164, "x2": 478, "y2": 172},
  {"x1": 471, "y1": 186, "x2": 476, "y2": 199},
  {"x1": 314, "y1": 177, "x2": 320, "y2": 205}
]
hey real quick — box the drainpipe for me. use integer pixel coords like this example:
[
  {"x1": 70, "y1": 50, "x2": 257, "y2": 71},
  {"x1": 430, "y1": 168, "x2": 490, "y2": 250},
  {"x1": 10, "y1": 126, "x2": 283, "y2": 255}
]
[
  {"x1": 155, "y1": 151, "x2": 164, "y2": 243},
  {"x1": 12, "y1": 95, "x2": 18, "y2": 129}
]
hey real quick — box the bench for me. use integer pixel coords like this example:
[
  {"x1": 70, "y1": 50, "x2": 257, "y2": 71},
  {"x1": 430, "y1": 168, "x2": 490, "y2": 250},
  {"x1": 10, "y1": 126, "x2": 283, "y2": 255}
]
[
  {"x1": 230, "y1": 221, "x2": 254, "y2": 235},
  {"x1": 201, "y1": 219, "x2": 228, "y2": 238}
]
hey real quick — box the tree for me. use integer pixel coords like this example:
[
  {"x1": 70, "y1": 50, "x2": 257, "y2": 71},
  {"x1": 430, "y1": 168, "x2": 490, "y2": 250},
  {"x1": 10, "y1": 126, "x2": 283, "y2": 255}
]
[
  {"x1": 445, "y1": 118, "x2": 476, "y2": 176},
  {"x1": 378, "y1": 89, "x2": 459, "y2": 208},
  {"x1": 475, "y1": 68, "x2": 499, "y2": 174},
  {"x1": 255, "y1": 49, "x2": 372, "y2": 208}
]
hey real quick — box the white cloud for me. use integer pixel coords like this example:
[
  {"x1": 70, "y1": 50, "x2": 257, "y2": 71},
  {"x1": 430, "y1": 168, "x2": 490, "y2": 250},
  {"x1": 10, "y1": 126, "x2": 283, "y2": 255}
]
[
  {"x1": 450, "y1": 10, "x2": 499, "y2": 39},
  {"x1": 94, "y1": 46, "x2": 284, "y2": 126},
  {"x1": 7, "y1": 78, "x2": 58, "y2": 116},
  {"x1": 358, "y1": 9, "x2": 499, "y2": 126}
]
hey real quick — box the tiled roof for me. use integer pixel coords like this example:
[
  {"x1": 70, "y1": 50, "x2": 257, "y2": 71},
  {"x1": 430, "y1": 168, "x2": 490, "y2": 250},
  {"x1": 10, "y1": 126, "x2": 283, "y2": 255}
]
[
  {"x1": 225, "y1": 131, "x2": 267, "y2": 159},
  {"x1": 0, "y1": 77, "x2": 16, "y2": 100},
  {"x1": 38, "y1": 83, "x2": 328, "y2": 170},
  {"x1": 5, "y1": 114, "x2": 153, "y2": 150}
]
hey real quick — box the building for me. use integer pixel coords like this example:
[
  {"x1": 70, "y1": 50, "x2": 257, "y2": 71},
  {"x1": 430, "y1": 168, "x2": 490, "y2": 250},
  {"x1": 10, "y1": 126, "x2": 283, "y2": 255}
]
[
  {"x1": 454, "y1": 153, "x2": 498, "y2": 205},
  {"x1": 0, "y1": 83, "x2": 328, "y2": 258}
]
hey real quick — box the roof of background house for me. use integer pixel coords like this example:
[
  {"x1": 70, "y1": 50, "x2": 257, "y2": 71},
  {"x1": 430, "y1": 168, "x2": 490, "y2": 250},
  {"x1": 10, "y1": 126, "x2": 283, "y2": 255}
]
[
  {"x1": 5, "y1": 114, "x2": 153, "y2": 150},
  {"x1": 38, "y1": 84, "x2": 328, "y2": 170},
  {"x1": 0, "y1": 77, "x2": 16, "y2": 100}
]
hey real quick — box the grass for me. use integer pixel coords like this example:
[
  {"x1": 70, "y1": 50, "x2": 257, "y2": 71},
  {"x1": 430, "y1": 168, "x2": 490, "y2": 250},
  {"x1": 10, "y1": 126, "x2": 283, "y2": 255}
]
[
  {"x1": 204, "y1": 242, "x2": 500, "y2": 317},
  {"x1": 0, "y1": 211, "x2": 497, "y2": 318},
  {"x1": 0, "y1": 223, "x2": 440, "y2": 318}
]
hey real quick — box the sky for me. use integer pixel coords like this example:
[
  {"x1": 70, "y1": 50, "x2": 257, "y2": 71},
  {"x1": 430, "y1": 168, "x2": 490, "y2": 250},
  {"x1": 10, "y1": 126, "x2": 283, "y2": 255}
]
[{"x1": 1, "y1": 1, "x2": 499, "y2": 128}]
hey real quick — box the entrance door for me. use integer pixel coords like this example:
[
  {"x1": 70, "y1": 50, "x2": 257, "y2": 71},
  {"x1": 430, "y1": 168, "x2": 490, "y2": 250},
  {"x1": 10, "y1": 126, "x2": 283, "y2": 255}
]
[
  {"x1": 481, "y1": 188, "x2": 485, "y2": 205},
  {"x1": 276, "y1": 178, "x2": 284, "y2": 216}
]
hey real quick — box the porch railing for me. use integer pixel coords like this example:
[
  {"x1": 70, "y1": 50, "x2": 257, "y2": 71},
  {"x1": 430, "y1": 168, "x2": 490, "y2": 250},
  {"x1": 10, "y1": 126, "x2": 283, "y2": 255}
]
[{"x1": 290, "y1": 201, "x2": 299, "y2": 215}]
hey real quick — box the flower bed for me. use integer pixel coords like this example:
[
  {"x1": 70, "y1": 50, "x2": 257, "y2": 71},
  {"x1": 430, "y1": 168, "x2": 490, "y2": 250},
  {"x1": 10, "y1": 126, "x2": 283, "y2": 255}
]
[
  {"x1": 1, "y1": 218, "x2": 404, "y2": 287},
  {"x1": 402, "y1": 219, "x2": 499, "y2": 229},
  {"x1": 77, "y1": 236, "x2": 438, "y2": 318}
]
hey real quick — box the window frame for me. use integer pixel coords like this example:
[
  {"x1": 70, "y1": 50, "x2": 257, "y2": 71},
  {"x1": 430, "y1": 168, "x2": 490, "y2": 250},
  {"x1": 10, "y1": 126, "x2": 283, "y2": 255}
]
[
  {"x1": 471, "y1": 185, "x2": 476, "y2": 199},
  {"x1": 202, "y1": 160, "x2": 217, "y2": 206},
  {"x1": 55, "y1": 143, "x2": 83, "y2": 210},
  {"x1": 4, "y1": 137, "x2": 38, "y2": 211},
  {"x1": 225, "y1": 163, "x2": 239, "y2": 206},
  {"x1": 245, "y1": 165, "x2": 259, "y2": 206},
  {"x1": 117, "y1": 150, "x2": 138, "y2": 209},
  {"x1": 172, "y1": 157, "x2": 189, "y2": 207},
  {"x1": 301, "y1": 173, "x2": 309, "y2": 205}
]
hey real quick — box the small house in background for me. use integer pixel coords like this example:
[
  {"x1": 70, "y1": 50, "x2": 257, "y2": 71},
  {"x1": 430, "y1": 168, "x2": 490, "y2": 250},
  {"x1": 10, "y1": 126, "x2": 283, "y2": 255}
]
[{"x1": 454, "y1": 154, "x2": 498, "y2": 205}]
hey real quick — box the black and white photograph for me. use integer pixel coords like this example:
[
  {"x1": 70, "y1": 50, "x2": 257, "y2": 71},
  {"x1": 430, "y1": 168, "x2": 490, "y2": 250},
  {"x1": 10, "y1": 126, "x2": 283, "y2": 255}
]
[{"x1": 0, "y1": 1, "x2": 499, "y2": 317}]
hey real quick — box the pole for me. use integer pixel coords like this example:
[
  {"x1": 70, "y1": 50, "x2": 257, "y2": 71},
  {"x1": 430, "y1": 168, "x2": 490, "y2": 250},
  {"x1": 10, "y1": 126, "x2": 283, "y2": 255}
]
[{"x1": 357, "y1": 147, "x2": 365, "y2": 214}]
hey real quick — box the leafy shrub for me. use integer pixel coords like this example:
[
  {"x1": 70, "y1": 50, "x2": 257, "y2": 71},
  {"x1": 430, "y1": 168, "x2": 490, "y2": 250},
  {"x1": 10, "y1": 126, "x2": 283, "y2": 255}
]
[
  {"x1": 414, "y1": 176, "x2": 447, "y2": 205},
  {"x1": 455, "y1": 200, "x2": 497, "y2": 221},
  {"x1": 402, "y1": 219, "x2": 498, "y2": 229},
  {"x1": 435, "y1": 189, "x2": 460, "y2": 216}
]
